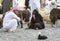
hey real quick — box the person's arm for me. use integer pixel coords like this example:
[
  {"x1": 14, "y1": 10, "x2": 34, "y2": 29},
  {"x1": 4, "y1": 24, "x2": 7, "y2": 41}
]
[{"x1": 11, "y1": 12, "x2": 21, "y2": 21}]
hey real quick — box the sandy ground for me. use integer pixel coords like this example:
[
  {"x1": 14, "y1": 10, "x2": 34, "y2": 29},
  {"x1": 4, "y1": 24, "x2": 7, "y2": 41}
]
[{"x1": 0, "y1": 14, "x2": 60, "y2": 41}]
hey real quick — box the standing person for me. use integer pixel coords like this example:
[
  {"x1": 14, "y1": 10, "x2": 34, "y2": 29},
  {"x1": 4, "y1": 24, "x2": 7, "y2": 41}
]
[
  {"x1": 44, "y1": 0, "x2": 52, "y2": 13},
  {"x1": 45, "y1": 0, "x2": 50, "y2": 4},
  {"x1": 40, "y1": 0, "x2": 46, "y2": 8},
  {"x1": 25, "y1": 0, "x2": 29, "y2": 10},
  {"x1": 2, "y1": 6, "x2": 21, "y2": 32},
  {"x1": 29, "y1": 0, "x2": 40, "y2": 24},
  {"x1": 56, "y1": 0, "x2": 60, "y2": 7},
  {"x1": 2, "y1": 0, "x2": 12, "y2": 13},
  {"x1": 13, "y1": 0, "x2": 18, "y2": 7},
  {"x1": 0, "y1": 3, "x2": 2, "y2": 14}
]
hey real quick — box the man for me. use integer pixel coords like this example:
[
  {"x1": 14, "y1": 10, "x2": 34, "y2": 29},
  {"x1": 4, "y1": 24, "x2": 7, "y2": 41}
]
[
  {"x1": 25, "y1": 0, "x2": 29, "y2": 9},
  {"x1": 2, "y1": 0, "x2": 12, "y2": 13},
  {"x1": 56, "y1": 0, "x2": 60, "y2": 7},
  {"x1": 0, "y1": 3, "x2": 2, "y2": 14},
  {"x1": 2, "y1": 6, "x2": 21, "y2": 32},
  {"x1": 40, "y1": 0, "x2": 46, "y2": 8}
]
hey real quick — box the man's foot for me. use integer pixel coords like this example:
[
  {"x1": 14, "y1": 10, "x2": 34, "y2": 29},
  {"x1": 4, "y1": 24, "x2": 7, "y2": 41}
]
[{"x1": 8, "y1": 30, "x2": 16, "y2": 32}]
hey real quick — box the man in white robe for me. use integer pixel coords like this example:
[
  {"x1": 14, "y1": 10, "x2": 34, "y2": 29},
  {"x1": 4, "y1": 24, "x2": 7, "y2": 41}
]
[
  {"x1": 56, "y1": 0, "x2": 60, "y2": 7},
  {"x1": 3, "y1": 6, "x2": 21, "y2": 32},
  {"x1": 29, "y1": 0, "x2": 40, "y2": 23},
  {"x1": 13, "y1": 0, "x2": 18, "y2": 7},
  {"x1": 44, "y1": 0, "x2": 51, "y2": 12}
]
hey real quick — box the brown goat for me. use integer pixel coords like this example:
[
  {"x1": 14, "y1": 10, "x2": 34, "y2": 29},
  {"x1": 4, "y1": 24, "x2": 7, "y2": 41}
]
[{"x1": 50, "y1": 8, "x2": 60, "y2": 27}]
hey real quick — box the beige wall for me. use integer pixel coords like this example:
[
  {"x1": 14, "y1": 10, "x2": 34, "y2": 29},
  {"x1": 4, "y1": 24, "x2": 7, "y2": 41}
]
[{"x1": 0, "y1": 0, "x2": 3, "y2": 3}]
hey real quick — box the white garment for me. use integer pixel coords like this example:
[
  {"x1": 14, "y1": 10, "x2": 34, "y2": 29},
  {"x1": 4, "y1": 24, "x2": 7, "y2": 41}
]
[
  {"x1": 13, "y1": 0, "x2": 25, "y2": 10},
  {"x1": 56, "y1": 0, "x2": 60, "y2": 6},
  {"x1": 44, "y1": 1, "x2": 51, "y2": 12},
  {"x1": 45, "y1": 0, "x2": 50, "y2": 4},
  {"x1": 3, "y1": 11, "x2": 20, "y2": 31},
  {"x1": 29, "y1": 0, "x2": 40, "y2": 20},
  {"x1": 13, "y1": 0, "x2": 18, "y2": 7}
]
